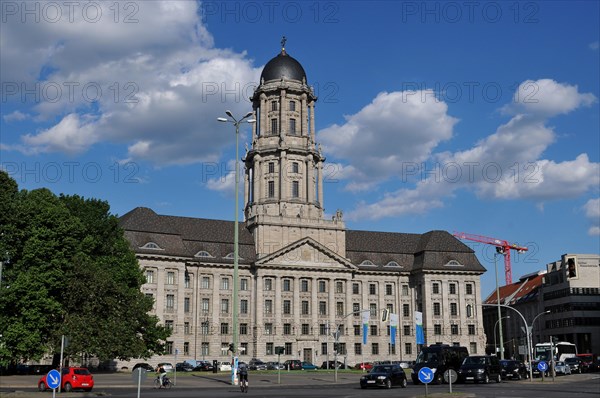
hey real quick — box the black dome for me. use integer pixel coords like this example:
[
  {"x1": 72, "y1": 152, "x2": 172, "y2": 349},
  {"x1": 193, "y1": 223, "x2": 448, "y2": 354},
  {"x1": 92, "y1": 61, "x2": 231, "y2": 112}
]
[{"x1": 260, "y1": 52, "x2": 307, "y2": 83}]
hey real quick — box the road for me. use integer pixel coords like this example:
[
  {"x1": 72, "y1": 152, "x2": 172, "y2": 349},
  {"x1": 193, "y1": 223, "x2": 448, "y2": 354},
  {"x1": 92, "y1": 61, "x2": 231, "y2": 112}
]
[{"x1": 1, "y1": 371, "x2": 599, "y2": 398}]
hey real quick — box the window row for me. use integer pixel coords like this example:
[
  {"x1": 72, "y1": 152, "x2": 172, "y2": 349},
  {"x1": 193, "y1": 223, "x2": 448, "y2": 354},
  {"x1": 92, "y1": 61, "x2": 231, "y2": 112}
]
[{"x1": 431, "y1": 281, "x2": 474, "y2": 295}]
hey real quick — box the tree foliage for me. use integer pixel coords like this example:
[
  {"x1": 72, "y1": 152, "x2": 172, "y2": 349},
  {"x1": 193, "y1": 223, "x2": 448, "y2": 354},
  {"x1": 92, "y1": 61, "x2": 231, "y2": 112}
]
[{"x1": 0, "y1": 171, "x2": 170, "y2": 366}]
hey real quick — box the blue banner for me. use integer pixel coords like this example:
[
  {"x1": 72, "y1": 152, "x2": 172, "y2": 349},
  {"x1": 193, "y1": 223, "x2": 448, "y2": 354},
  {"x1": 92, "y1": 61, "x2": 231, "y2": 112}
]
[
  {"x1": 415, "y1": 311, "x2": 425, "y2": 345},
  {"x1": 390, "y1": 313, "x2": 398, "y2": 346},
  {"x1": 362, "y1": 310, "x2": 370, "y2": 345}
]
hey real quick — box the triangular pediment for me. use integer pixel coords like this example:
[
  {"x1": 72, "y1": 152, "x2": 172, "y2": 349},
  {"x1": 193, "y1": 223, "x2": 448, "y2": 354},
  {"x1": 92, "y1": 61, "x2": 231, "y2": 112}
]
[{"x1": 256, "y1": 237, "x2": 357, "y2": 270}]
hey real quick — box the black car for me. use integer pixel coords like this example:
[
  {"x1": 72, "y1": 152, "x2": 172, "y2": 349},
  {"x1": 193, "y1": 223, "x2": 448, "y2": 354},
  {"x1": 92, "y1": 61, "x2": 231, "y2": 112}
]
[
  {"x1": 283, "y1": 360, "x2": 302, "y2": 370},
  {"x1": 175, "y1": 362, "x2": 194, "y2": 372},
  {"x1": 500, "y1": 360, "x2": 529, "y2": 380},
  {"x1": 458, "y1": 355, "x2": 502, "y2": 384},
  {"x1": 132, "y1": 363, "x2": 154, "y2": 372},
  {"x1": 192, "y1": 361, "x2": 213, "y2": 371},
  {"x1": 249, "y1": 360, "x2": 268, "y2": 371},
  {"x1": 320, "y1": 360, "x2": 345, "y2": 369},
  {"x1": 360, "y1": 364, "x2": 408, "y2": 389},
  {"x1": 565, "y1": 357, "x2": 582, "y2": 374}
]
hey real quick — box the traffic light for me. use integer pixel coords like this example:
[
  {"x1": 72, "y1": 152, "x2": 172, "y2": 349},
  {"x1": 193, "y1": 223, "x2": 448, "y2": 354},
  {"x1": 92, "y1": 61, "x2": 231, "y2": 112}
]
[
  {"x1": 333, "y1": 343, "x2": 339, "y2": 353},
  {"x1": 228, "y1": 343, "x2": 234, "y2": 352},
  {"x1": 275, "y1": 346, "x2": 284, "y2": 355},
  {"x1": 566, "y1": 258, "x2": 577, "y2": 278},
  {"x1": 381, "y1": 309, "x2": 390, "y2": 322}
]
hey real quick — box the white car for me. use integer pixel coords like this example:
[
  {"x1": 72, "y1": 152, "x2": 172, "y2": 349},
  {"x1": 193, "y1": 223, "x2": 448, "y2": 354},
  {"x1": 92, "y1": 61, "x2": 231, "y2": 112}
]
[
  {"x1": 157, "y1": 362, "x2": 174, "y2": 372},
  {"x1": 219, "y1": 362, "x2": 232, "y2": 371},
  {"x1": 554, "y1": 361, "x2": 571, "y2": 375}
]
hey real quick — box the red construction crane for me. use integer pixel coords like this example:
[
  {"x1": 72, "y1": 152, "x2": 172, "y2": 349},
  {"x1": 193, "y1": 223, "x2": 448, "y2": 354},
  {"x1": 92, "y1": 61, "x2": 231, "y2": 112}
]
[{"x1": 453, "y1": 232, "x2": 528, "y2": 285}]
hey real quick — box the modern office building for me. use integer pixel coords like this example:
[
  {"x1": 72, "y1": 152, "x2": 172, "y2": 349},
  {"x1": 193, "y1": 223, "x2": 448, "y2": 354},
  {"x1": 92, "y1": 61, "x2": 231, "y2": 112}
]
[{"x1": 117, "y1": 44, "x2": 487, "y2": 368}]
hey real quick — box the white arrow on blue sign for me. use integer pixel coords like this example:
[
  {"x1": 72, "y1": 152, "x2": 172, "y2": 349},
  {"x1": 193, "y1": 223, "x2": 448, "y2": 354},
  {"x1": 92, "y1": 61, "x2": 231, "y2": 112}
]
[
  {"x1": 46, "y1": 369, "x2": 61, "y2": 389},
  {"x1": 418, "y1": 367, "x2": 434, "y2": 384},
  {"x1": 537, "y1": 361, "x2": 548, "y2": 372}
]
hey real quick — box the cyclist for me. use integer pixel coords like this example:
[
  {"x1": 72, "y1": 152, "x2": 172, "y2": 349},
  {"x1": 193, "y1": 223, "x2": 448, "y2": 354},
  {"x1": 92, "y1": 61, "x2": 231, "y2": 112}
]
[
  {"x1": 238, "y1": 362, "x2": 248, "y2": 392},
  {"x1": 156, "y1": 365, "x2": 167, "y2": 387}
]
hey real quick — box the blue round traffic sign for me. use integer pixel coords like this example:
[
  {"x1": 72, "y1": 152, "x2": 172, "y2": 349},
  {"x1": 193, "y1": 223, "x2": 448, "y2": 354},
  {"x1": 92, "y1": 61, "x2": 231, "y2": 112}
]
[
  {"x1": 46, "y1": 369, "x2": 61, "y2": 389},
  {"x1": 418, "y1": 367, "x2": 435, "y2": 384},
  {"x1": 537, "y1": 361, "x2": 548, "y2": 372}
]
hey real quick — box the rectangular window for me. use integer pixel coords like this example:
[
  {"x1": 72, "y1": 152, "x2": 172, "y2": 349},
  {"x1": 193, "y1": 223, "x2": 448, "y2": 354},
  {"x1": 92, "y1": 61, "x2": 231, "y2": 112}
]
[
  {"x1": 265, "y1": 300, "x2": 273, "y2": 315},
  {"x1": 184, "y1": 297, "x2": 190, "y2": 313},
  {"x1": 221, "y1": 299, "x2": 229, "y2": 314},
  {"x1": 338, "y1": 343, "x2": 347, "y2": 355},
  {"x1": 165, "y1": 341, "x2": 173, "y2": 355},
  {"x1": 264, "y1": 279, "x2": 273, "y2": 291},
  {"x1": 221, "y1": 277, "x2": 229, "y2": 290},
  {"x1": 285, "y1": 343, "x2": 292, "y2": 355},
  {"x1": 450, "y1": 303, "x2": 458, "y2": 316},
  {"x1": 318, "y1": 280, "x2": 326, "y2": 293},
  {"x1": 372, "y1": 343, "x2": 379, "y2": 355},
  {"x1": 388, "y1": 343, "x2": 396, "y2": 355},
  {"x1": 301, "y1": 300, "x2": 309, "y2": 315},
  {"x1": 240, "y1": 278, "x2": 248, "y2": 291},
  {"x1": 301, "y1": 279, "x2": 309, "y2": 292},
  {"x1": 184, "y1": 342, "x2": 190, "y2": 355},
  {"x1": 370, "y1": 324, "x2": 378, "y2": 336},
  {"x1": 264, "y1": 323, "x2": 273, "y2": 335},
  {"x1": 201, "y1": 298, "x2": 210, "y2": 314},
  {"x1": 321, "y1": 342, "x2": 328, "y2": 355},
  {"x1": 201, "y1": 276, "x2": 210, "y2": 289},
  {"x1": 402, "y1": 285, "x2": 409, "y2": 296},
  {"x1": 370, "y1": 303, "x2": 377, "y2": 317},
  {"x1": 433, "y1": 302, "x2": 441, "y2": 316},
  {"x1": 353, "y1": 303, "x2": 360, "y2": 316},
  {"x1": 336, "y1": 302, "x2": 344, "y2": 316},
  {"x1": 320, "y1": 324, "x2": 327, "y2": 335},
  {"x1": 240, "y1": 323, "x2": 248, "y2": 335},
  {"x1": 470, "y1": 342, "x2": 477, "y2": 354},
  {"x1": 403, "y1": 325, "x2": 411, "y2": 336},
  {"x1": 405, "y1": 343, "x2": 412, "y2": 355},
  {"x1": 271, "y1": 101, "x2": 278, "y2": 111},
  {"x1": 165, "y1": 320, "x2": 173, "y2": 330},
  {"x1": 292, "y1": 181, "x2": 299, "y2": 197},
  {"x1": 284, "y1": 323, "x2": 292, "y2": 335},
  {"x1": 336, "y1": 281, "x2": 344, "y2": 293},
  {"x1": 369, "y1": 283, "x2": 376, "y2": 295},
  {"x1": 166, "y1": 271, "x2": 175, "y2": 285},
  {"x1": 355, "y1": 343, "x2": 362, "y2": 355},
  {"x1": 166, "y1": 294, "x2": 175, "y2": 311},
  {"x1": 201, "y1": 342, "x2": 209, "y2": 357},
  {"x1": 289, "y1": 100, "x2": 296, "y2": 111},
  {"x1": 449, "y1": 283, "x2": 457, "y2": 295},
  {"x1": 385, "y1": 284, "x2": 393, "y2": 295},
  {"x1": 240, "y1": 342, "x2": 248, "y2": 355},
  {"x1": 268, "y1": 181, "x2": 275, "y2": 198},
  {"x1": 353, "y1": 283, "x2": 360, "y2": 294},
  {"x1": 434, "y1": 324, "x2": 442, "y2": 335},
  {"x1": 240, "y1": 299, "x2": 248, "y2": 314},
  {"x1": 403, "y1": 304, "x2": 410, "y2": 317},
  {"x1": 271, "y1": 118, "x2": 278, "y2": 134},
  {"x1": 466, "y1": 283, "x2": 473, "y2": 295},
  {"x1": 283, "y1": 300, "x2": 291, "y2": 315},
  {"x1": 184, "y1": 322, "x2": 190, "y2": 335},
  {"x1": 386, "y1": 303, "x2": 393, "y2": 313},
  {"x1": 319, "y1": 301, "x2": 327, "y2": 315},
  {"x1": 268, "y1": 162, "x2": 275, "y2": 174},
  {"x1": 220, "y1": 323, "x2": 229, "y2": 335},
  {"x1": 201, "y1": 321, "x2": 209, "y2": 335},
  {"x1": 468, "y1": 325, "x2": 476, "y2": 335},
  {"x1": 266, "y1": 343, "x2": 274, "y2": 355},
  {"x1": 283, "y1": 279, "x2": 291, "y2": 291},
  {"x1": 451, "y1": 324, "x2": 459, "y2": 335},
  {"x1": 432, "y1": 282, "x2": 440, "y2": 294},
  {"x1": 301, "y1": 324, "x2": 309, "y2": 335},
  {"x1": 292, "y1": 162, "x2": 299, "y2": 173},
  {"x1": 354, "y1": 325, "x2": 361, "y2": 336},
  {"x1": 289, "y1": 118, "x2": 296, "y2": 134},
  {"x1": 145, "y1": 270, "x2": 155, "y2": 284},
  {"x1": 184, "y1": 272, "x2": 190, "y2": 288}
]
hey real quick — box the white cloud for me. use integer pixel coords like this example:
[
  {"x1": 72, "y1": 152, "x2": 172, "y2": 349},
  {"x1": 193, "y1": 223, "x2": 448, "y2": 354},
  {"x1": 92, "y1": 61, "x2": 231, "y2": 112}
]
[
  {"x1": 21, "y1": 113, "x2": 99, "y2": 155},
  {"x1": 590, "y1": 41, "x2": 600, "y2": 51},
  {"x1": 318, "y1": 90, "x2": 458, "y2": 190},
  {"x1": 584, "y1": 198, "x2": 600, "y2": 236},
  {"x1": 3, "y1": 111, "x2": 30, "y2": 122},
  {"x1": 205, "y1": 160, "x2": 240, "y2": 196}
]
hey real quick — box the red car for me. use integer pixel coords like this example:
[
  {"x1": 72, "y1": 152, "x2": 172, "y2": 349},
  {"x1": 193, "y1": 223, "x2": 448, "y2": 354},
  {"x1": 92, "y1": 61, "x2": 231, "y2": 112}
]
[
  {"x1": 355, "y1": 362, "x2": 374, "y2": 371},
  {"x1": 38, "y1": 367, "x2": 94, "y2": 392}
]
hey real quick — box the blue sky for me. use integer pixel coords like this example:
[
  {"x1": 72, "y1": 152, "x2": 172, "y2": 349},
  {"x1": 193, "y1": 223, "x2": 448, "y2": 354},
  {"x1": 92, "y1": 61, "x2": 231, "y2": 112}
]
[{"x1": 1, "y1": 1, "x2": 599, "y2": 298}]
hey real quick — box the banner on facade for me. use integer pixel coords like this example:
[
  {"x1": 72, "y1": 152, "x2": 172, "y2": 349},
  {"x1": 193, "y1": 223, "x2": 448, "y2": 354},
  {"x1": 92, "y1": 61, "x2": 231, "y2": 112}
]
[
  {"x1": 362, "y1": 310, "x2": 370, "y2": 345},
  {"x1": 415, "y1": 311, "x2": 424, "y2": 345},
  {"x1": 390, "y1": 313, "x2": 398, "y2": 346}
]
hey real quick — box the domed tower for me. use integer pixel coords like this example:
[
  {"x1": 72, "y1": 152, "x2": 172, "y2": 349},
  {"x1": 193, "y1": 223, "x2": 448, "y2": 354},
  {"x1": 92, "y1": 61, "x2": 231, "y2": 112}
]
[{"x1": 244, "y1": 38, "x2": 346, "y2": 258}]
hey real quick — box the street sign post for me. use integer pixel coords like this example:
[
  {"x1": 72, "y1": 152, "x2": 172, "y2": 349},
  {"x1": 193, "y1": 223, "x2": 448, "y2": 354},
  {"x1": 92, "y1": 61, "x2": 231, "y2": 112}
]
[
  {"x1": 46, "y1": 369, "x2": 60, "y2": 398},
  {"x1": 418, "y1": 367, "x2": 434, "y2": 397},
  {"x1": 444, "y1": 368, "x2": 458, "y2": 393},
  {"x1": 538, "y1": 361, "x2": 548, "y2": 381}
]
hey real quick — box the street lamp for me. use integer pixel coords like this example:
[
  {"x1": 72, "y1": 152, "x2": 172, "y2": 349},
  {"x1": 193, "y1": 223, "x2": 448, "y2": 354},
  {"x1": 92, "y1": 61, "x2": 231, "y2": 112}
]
[
  {"x1": 529, "y1": 310, "x2": 550, "y2": 348},
  {"x1": 217, "y1": 111, "x2": 255, "y2": 365},
  {"x1": 494, "y1": 249, "x2": 506, "y2": 359},
  {"x1": 494, "y1": 316, "x2": 510, "y2": 358}
]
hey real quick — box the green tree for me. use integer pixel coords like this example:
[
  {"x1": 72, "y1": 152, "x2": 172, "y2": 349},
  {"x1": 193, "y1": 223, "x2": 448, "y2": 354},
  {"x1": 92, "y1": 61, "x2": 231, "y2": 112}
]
[{"x1": 0, "y1": 171, "x2": 170, "y2": 366}]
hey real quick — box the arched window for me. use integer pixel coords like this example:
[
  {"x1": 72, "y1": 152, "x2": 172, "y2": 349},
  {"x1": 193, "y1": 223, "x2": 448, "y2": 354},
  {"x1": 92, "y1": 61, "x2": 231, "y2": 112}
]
[
  {"x1": 195, "y1": 251, "x2": 213, "y2": 258},
  {"x1": 140, "y1": 242, "x2": 163, "y2": 250},
  {"x1": 385, "y1": 261, "x2": 401, "y2": 267},
  {"x1": 360, "y1": 260, "x2": 375, "y2": 266}
]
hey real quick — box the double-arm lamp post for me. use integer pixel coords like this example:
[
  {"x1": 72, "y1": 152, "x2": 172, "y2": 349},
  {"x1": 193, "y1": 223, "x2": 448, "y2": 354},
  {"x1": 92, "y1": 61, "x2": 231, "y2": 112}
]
[
  {"x1": 494, "y1": 316, "x2": 510, "y2": 357},
  {"x1": 217, "y1": 111, "x2": 255, "y2": 362}
]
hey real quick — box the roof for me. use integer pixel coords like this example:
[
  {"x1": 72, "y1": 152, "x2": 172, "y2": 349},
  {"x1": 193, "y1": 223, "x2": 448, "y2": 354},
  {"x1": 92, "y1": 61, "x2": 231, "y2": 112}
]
[
  {"x1": 484, "y1": 272, "x2": 545, "y2": 305},
  {"x1": 260, "y1": 51, "x2": 307, "y2": 83}
]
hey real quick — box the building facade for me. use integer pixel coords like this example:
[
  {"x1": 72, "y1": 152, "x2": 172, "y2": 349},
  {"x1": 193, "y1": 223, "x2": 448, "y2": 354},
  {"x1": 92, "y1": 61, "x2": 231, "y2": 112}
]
[{"x1": 117, "y1": 44, "x2": 487, "y2": 368}]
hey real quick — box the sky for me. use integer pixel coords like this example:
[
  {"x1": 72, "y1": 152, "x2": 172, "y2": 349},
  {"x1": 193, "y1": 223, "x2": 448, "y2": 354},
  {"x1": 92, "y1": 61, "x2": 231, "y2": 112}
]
[{"x1": 1, "y1": 0, "x2": 599, "y2": 298}]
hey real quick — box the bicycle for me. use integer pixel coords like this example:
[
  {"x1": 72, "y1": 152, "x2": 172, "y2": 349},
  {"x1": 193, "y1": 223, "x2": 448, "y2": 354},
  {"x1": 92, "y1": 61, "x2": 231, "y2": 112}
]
[
  {"x1": 239, "y1": 376, "x2": 248, "y2": 393},
  {"x1": 154, "y1": 375, "x2": 173, "y2": 389}
]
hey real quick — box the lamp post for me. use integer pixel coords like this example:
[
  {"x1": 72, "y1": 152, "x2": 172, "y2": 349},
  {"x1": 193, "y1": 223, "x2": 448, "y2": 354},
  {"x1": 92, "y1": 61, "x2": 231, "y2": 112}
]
[
  {"x1": 494, "y1": 249, "x2": 506, "y2": 359},
  {"x1": 217, "y1": 111, "x2": 255, "y2": 367},
  {"x1": 494, "y1": 316, "x2": 510, "y2": 358},
  {"x1": 529, "y1": 310, "x2": 550, "y2": 348}
]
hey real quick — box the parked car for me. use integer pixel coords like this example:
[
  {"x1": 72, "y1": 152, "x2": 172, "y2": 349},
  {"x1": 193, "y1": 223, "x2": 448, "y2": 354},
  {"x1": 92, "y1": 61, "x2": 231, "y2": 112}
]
[
  {"x1": 38, "y1": 367, "x2": 94, "y2": 392},
  {"x1": 249, "y1": 359, "x2": 268, "y2": 371},
  {"x1": 175, "y1": 362, "x2": 194, "y2": 372},
  {"x1": 132, "y1": 363, "x2": 154, "y2": 372},
  {"x1": 412, "y1": 344, "x2": 469, "y2": 384},
  {"x1": 354, "y1": 362, "x2": 373, "y2": 371},
  {"x1": 458, "y1": 355, "x2": 502, "y2": 384},
  {"x1": 283, "y1": 360, "x2": 302, "y2": 370},
  {"x1": 500, "y1": 360, "x2": 529, "y2": 380},
  {"x1": 565, "y1": 357, "x2": 582, "y2": 374},
  {"x1": 555, "y1": 361, "x2": 571, "y2": 375},
  {"x1": 576, "y1": 354, "x2": 599, "y2": 372},
  {"x1": 360, "y1": 364, "x2": 408, "y2": 389},
  {"x1": 266, "y1": 361, "x2": 284, "y2": 370},
  {"x1": 301, "y1": 361, "x2": 318, "y2": 370},
  {"x1": 218, "y1": 362, "x2": 232, "y2": 371},
  {"x1": 320, "y1": 360, "x2": 345, "y2": 369},
  {"x1": 192, "y1": 361, "x2": 213, "y2": 371},
  {"x1": 157, "y1": 362, "x2": 174, "y2": 372}
]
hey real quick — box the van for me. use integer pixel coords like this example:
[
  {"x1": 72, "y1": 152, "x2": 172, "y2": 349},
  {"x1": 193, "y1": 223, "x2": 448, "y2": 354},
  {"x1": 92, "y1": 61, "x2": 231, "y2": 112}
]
[
  {"x1": 411, "y1": 344, "x2": 469, "y2": 384},
  {"x1": 458, "y1": 355, "x2": 502, "y2": 383}
]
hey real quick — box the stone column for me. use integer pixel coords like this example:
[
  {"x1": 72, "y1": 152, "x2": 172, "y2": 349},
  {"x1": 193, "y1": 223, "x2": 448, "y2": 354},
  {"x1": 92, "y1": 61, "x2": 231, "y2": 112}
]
[
  {"x1": 293, "y1": 277, "x2": 300, "y2": 333},
  {"x1": 280, "y1": 89, "x2": 286, "y2": 138},
  {"x1": 274, "y1": 276, "x2": 281, "y2": 331},
  {"x1": 255, "y1": 275, "x2": 263, "y2": 357},
  {"x1": 301, "y1": 94, "x2": 308, "y2": 137},
  {"x1": 317, "y1": 161, "x2": 324, "y2": 208},
  {"x1": 309, "y1": 102, "x2": 316, "y2": 142},
  {"x1": 280, "y1": 151, "x2": 287, "y2": 201},
  {"x1": 307, "y1": 155, "x2": 315, "y2": 204},
  {"x1": 311, "y1": 278, "x2": 318, "y2": 337},
  {"x1": 260, "y1": 94, "x2": 267, "y2": 135},
  {"x1": 244, "y1": 166, "x2": 250, "y2": 208},
  {"x1": 253, "y1": 155, "x2": 262, "y2": 205}
]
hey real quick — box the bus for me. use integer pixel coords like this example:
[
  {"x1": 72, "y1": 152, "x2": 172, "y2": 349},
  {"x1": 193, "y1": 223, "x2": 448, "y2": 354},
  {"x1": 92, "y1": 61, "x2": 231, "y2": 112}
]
[{"x1": 534, "y1": 342, "x2": 577, "y2": 362}]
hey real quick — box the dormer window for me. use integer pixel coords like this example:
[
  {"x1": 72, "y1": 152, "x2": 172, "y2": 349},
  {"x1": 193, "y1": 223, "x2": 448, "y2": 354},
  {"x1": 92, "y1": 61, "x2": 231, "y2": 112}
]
[
  {"x1": 195, "y1": 251, "x2": 213, "y2": 258},
  {"x1": 140, "y1": 242, "x2": 163, "y2": 250},
  {"x1": 445, "y1": 260, "x2": 463, "y2": 267},
  {"x1": 224, "y1": 252, "x2": 244, "y2": 260},
  {"x1": 360, "y1": 260, "x2": 375, "y2": 266},
  {"x1": 385, "y1": 261, "x2": 401, "y2": 267}
]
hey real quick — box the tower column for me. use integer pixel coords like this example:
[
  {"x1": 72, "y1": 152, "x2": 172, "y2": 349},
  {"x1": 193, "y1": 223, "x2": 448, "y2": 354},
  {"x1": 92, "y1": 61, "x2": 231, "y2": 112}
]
[
  {"x1": 280, "y1": 89, "x2": 286, "y2": 138},
  {"x1": 244, "y1": 166, "x2": 250, "y2": 208},
  {"x1": 301, "y1": 94, "x2": 308, "y2": 137},
  {"x1": 280, "y1": 151, "x2": 287, "y2": 201},
  {"x1": 310, "y1": 102, "x2": 316, "y2": 142},
  {"x1": 254, "y1": 155, "x2": 262, "y2": 204},
  {"x1": 317, "y1": 160, "x2": 324, "y2": 207},
  {"x1": 260, "y1": 94, "x2": 267, "y2": 136},
  {"x1": 306, "y1": 155, "x2": 314, "y2": 204}
]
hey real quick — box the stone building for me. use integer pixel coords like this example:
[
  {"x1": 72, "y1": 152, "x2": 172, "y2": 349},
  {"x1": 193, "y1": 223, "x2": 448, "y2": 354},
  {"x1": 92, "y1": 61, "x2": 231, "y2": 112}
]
[{"x1": 117, "y1": 44, "x2": 487, "y2": 368}]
